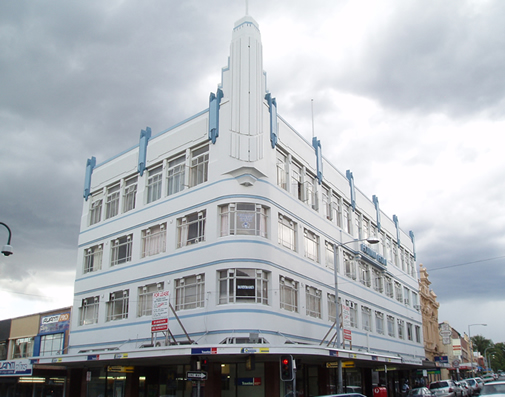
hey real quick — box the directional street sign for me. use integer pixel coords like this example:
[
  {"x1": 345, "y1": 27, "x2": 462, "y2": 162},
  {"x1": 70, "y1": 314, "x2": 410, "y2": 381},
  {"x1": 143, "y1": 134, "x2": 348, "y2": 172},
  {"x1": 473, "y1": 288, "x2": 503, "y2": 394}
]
[{"x1": 187, "y1": 371, "x2": 208, "y2": 381}]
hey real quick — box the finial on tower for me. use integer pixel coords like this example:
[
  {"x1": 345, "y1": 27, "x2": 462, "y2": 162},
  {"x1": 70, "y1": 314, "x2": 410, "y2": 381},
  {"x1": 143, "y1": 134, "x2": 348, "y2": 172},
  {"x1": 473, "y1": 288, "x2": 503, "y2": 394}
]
[{"x1": 245, "y1": 0, "x2": 249, "y2": 15}]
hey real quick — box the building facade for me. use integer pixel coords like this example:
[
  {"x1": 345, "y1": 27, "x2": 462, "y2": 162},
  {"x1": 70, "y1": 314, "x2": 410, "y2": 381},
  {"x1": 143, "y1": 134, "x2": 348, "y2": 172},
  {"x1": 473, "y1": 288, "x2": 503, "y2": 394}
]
[{"x1": 36, "y1": 14, "x2": 424, "y2": 397}]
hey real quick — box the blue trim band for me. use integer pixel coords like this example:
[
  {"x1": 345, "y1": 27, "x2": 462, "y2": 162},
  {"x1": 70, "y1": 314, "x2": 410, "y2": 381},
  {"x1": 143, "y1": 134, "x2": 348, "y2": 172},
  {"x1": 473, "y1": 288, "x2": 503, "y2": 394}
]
[{"x1": 83, "y1": 156, "x2": 96, "y2": 201}]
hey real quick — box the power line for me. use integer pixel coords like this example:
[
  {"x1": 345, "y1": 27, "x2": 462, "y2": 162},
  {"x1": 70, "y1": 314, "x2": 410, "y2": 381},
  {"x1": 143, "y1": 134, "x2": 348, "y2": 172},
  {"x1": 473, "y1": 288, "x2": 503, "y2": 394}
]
[{"x1": 428, "y1": 255, "x2": 505, "y2": 271}]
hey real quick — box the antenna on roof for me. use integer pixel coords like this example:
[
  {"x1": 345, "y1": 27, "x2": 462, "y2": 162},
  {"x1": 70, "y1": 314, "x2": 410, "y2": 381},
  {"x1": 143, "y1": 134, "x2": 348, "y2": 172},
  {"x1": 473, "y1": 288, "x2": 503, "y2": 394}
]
[
  {"x1": 311, "y1": 99, "x2": 315, "y2": 139},
  {"x1": 245, "y1": 0, "x2": 249, "y2": 15}
]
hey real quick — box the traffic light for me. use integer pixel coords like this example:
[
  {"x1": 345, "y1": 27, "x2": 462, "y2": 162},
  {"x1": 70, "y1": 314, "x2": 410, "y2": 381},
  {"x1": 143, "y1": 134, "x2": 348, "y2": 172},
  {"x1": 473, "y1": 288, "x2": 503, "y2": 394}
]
[{"x1": 280, "y1": 355, "x2": 294, "y2": 381}]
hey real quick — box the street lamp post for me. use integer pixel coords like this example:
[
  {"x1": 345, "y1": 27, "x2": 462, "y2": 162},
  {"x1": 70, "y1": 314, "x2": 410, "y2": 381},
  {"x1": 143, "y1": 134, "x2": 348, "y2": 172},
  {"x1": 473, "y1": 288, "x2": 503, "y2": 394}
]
[
  {"x1": 0, "y1": 222, "x2": 13, "y2": 256},
  {"x1": 484, "y1": 346, "x2": 494, "y2": 373},
  {"x1": 468, "y1": 324, "x2": 487, "y2": 375},
  {"x1": 332, "y1": 236, "x2": 379, "y2": 394}
]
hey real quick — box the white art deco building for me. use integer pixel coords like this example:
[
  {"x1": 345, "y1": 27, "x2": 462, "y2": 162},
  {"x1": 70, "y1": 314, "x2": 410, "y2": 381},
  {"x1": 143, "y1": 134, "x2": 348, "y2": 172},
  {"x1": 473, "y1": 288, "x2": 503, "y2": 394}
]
[{"x1": 52, "y1": 13, "x2": 424, "y2": 397}]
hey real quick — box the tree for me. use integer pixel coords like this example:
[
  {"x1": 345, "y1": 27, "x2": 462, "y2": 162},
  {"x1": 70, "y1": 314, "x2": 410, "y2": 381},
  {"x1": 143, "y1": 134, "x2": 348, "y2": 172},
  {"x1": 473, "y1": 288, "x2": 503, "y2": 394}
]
[
  {"x1": 492, "y1": 342, "x2": 505, "y2": 372},
  {"x1": 472, "y1": 335, "x2": 493, "y2": 354}
]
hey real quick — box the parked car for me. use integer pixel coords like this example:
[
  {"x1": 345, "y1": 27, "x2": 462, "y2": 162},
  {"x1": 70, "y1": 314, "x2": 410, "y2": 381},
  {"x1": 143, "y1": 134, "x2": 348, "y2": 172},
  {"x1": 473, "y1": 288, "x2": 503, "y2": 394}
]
[
  {"x1": 482, "y1": 376, "x2": 496, "y2": 383},
  {"x1": 408, "y1": 387, "x2": 436, "y2": 397},
  {"x1": 480, "y1": 380, "x2": 505, "y2": 397},
  {"x1": 459, "y1": 381, "x2": 472, "y2": 397},
  {"x1": 466, "y1": 378, "x2": 483, "y2": 395},
  {"x1": 429, "y1": 380, "x2": 462, "y2": 397},
  {"x1": 314, "y1": 394, "x2": 367, "y2": 397}
]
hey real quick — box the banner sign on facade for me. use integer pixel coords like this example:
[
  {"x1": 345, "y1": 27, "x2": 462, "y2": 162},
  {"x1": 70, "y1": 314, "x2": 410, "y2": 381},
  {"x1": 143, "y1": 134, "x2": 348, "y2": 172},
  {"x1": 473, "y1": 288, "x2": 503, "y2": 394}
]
[
  {"x1": 0, "y1": 360, "x2": 33, "y2": 377},
  {"x1": 39, "y1": 312, "x2": 71, "y2": 334},
  {"x1": 152, "y1": 291, "x2": 170, "y2": 332}
]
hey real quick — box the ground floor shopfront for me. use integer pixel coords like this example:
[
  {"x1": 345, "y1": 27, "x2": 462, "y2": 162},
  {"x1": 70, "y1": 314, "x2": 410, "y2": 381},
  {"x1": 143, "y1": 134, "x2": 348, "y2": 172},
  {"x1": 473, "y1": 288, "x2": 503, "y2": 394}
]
[{"x1": 5, "y1": 345, "x2": 427, "y2": 397}]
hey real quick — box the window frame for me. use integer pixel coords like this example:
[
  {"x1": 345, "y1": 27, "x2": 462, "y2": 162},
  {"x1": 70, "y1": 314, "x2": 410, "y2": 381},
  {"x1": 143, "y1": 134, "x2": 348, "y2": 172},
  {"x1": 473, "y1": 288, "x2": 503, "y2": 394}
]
[
  {"x1": 305, "y1": 285, "x2": 322, "y2": 319},
  {"x1": 219, "y1": 269, "x2": 268, "y2": 305},
  {"x1": 110, "y1": 234, "x2": 133, "y2": 266},
  {"x1": 106, "y1": 289, "x2": 129, "y2": 322},
  {"x1": 278, "y1": 214, "x2": 297, "y2": 251},
  {"x1": 279, "y1": 276, "x2": 298, "y2": 313},
  {"x1": 176, "y1": 274, "x2": 206, "y2": 310},
  {"x1": 80, "y1": 296, "x2": 99, "y2": 326},
  {"x1": 141, "y1": 223, "x2": 167, "y2": 258},
  {"x1": 146, "y1": 164, "x2": 163, "y2": 204},
  {"x1": 167, "y1": 154, "x2": 186, "y2": 196},
  {"x1": 177, "y1": 210, "x2": 206, "y2": 248},
  {"x1": 220, "y1": 203, "x2": 268, "y2": 238},
  {"x1": 137, "y1": 282, "x2": 165, "y2": 317},
  {"x1": 83, "y1": 244, "x2": 103, "y2": 274}
]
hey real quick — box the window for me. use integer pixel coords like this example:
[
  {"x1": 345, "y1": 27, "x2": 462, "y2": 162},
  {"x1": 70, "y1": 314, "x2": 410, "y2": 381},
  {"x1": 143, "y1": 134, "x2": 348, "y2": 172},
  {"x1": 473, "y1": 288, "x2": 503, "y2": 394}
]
[
  {"x1": 346, "y1": 300, "x2": 358, "y2": 328},
  {"x1": 325, "y1": 242, "x2": 335, "y2": 270},
  {"x1": 385, "y1": 276, "x2": 394, "y2": 298},
  {"x1": 106, "y1": 290, "x2": 129, "y2": 321},
  {"x1": 123, "y1": 176, "x2": 137, "y2": 213},
  {"x1": 177, "y1": 210, "x2": 206, "y2": 247},
  {"x1": 39, "y1": 333, "x2": 64, "y2": 356},
  {"x1": 11, "y1": 337, "x2": 34, "y2": 359},
  {"x1": 304, "y1": 229, "x2": 319, "y2": 262},
  {"x1": 138, "y1": 283, "x2": 164, "y2": 317},
  {"x1": 344, "y1": 253, "x2": 356, "y2": 280},
  {"x1": 305, "y1": 286, "x2": 321, "y2": 318},
  {"x1": 404, "y1": 287, "x2": 410, "y2": 305},
  {"x1": 105, "y1": 184, "x2": 120, "y2": 219},
  {"x1": 375, "y1": 311, "x2": 384, "y2": 335},
  {"x1": 407, "y1": 322, "x2": 413, "y2": 341},
  {"x1": 190, "y1": 145, "x2": 209, "y2": 187},
  {"x1": 361, "y1": 306, "x2": 372, "y2": 331},
  {"x1": 322, "y1": 187, "x2": 331, "y2": 220},
  {"x1": 415, "y1": 325, "x2": 421, "y2": 343},
  {"x1": 353, "y1": 212, "x2": 361, "y2": 239},
  {"x1": 373, "y1": 270, "x2": 383, "y2": 292},
  {"x1": 328, "y1": 293, "x2": 337, "y2": 323},
  {"x1": 276, "y1": 150, "x2": 288, "y2": 190},
  {"x1": 89, "y1": 193, "x2": 103, "y2": 225},
  {"x1": 219, "y1": 269, "x2": 268, "y2": 305},
  {"x1": 359, "y1": 262, "x2": 371, "y2": 287},
  {"x1": 146, "y1": 165, "x2": 163, "y2": 204},
  {"x1": 332, "y1": 194, "x2": 342, "y2": 228},
  {"x1": 167, "y1": 155, "x2": 185, "y2": 196},
  {"x1": 278, "y1": 214, "x2": 296, "y2": 251},
  {"x1": 141, "y1": 223, "x2": 166, "y2": 257},
  {"x1": 342, "y1": 203, "x2": 351, "y2": 234},
  {"x1": 80, "y1": 296, "x2": 99, "y2": 326},
  {"x1": 412, "y1": 292, "x2": 419, "y2": 308},
  {"x1": 220, "y1": 203, "x2": 268, "y2": 237},
  {"x1": 395, "y1": 282, "x2": 403, "y2": 303},
  {"x1": 387, "y1": 315, "x2": 395, "y2": 337},
  {"x1": 83, "y1": 244, "x2": 103, "y2": 274},
  {"x1": 398, "y1": 319, "x2": 405, "y2": 339},
  {"x1": 290, "y1": 162, "x2": 302, "y2": 200},
  {"x1": 176, "y1": 274, "x2": 205, "y2": 310},
  {"x1": 280, "y1": 276, "x2": 298, "y2": 312},
  {"x1": 304, "y1": 173, "x2": 317, "y2": 210},
  {"x1": 111, "y1": 234, "x2": 132, "y2": 266}
]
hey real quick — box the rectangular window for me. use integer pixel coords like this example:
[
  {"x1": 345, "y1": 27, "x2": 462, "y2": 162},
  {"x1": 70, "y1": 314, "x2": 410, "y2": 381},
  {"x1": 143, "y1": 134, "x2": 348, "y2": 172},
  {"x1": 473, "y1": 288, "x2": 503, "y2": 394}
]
[
  {"x1": 137, "y1": 283, "x2": 164, "y2": 317},
  {"x1": 105, "y1": 184, "x2": 120, "y2": 219},
  {"x1": 278, "y1": 214, "x2": 297, "y2": 251},
  {"x1": 359, "y1": 262, "x2": 371, "y2": 287},
  {"x1": 325, "y1": 242, "x2": 335, "y2": 270},
  {"x1": 176, "y1": 274, "x2": 205, "y2": 310},
  {"x1": 219, "y1": 269, "x2": 268, "y2": 305},
  {"x1": 415, "y1": 325, "x2": 421, "y2": 343},
  {"x1": 111, "y1": 235, "x2": 132, "y2": 266},
  {"x1": 342, "y1": 203, "x2": 351, "y2": 234},
  {"x1": 83, "y1": 244, "x2": 103, "y2": 274},
  {"x1": 328, "y1": 293, "x2": 336, "y2": 323},
  {"x1": 106, "y1": 290, "x2": 129, "y2": 322},
  {"x1": 39, "y1": 333, "x2": 64, "y2": 356},
  {"x1": 385, "y1": 276, "x2": 394, "y2": 298},
  {"x1": 280, "y1": 276, "x2": 298, "y2": 312},
  {"x1": 398, "y1": 319, "x2": 405, "y2": 339},
  {"x1": 322, "y1": 187, "x2": 331, "y2": 220},
  {"x1": 123, "y1": 176, "x2": 138, "y2": 213},
  {"x1": 141, "y1": 223, "x2": 166, "y2": 257},
  {"x1": 304, "y1": 173, "x2": 317, "y2": 210},
  {"x1": 395, "y1": 282, "x2": 403, "y2": 303},
  {"x1": 361, "y1": 306, "x2": 372, "y2": 331},
  {"x1": 146, "y1": 165, "x2": 163, "y2": 204},
  {"x1": 89, "y1": 194, "x2": 103, "y2": 225},
  {"x1": 220, "y1": 203, "x2": 268, "y2": 237},
  {"x1": 387, "y1": 315, "x2": 395, "y2": 337},
  {"x1": 412, "y1": 292, "x2": 419, "y2": 308},
  {"x1": 291, "y1": 162, "x2": 302, "y2": 200},
  {"x1": 80, "y1": 296, "x2": 99, "y2": 326},
  {"x1": 305, "y1": 286, "x2": 322, "y2": 319},
  {"x1": 190, "y1": 145, "x2": 209, "y2": 187},
  {"x1": 11, "y1": 337, "x2": 34, "y2": 359},
  {"x1": 304, "y1": 229, "x2": 319, "y2": 262},
  {"x1": 276, "y1": 150, "x2": 288, "y2": 190},
  {"x1": 353, "y1": 212, "x2": 361, "y2": 239},
  {"x1": 404, "y1": 287, "x2": 410, "y2": 305},
  {"x1": 407, "y1": 322, "x2": 413, "y2": 341},
  {"x1": 346, "y1": 300, "x2": 358, "y2": 328},
  {"x1": 344, "y1": 253, "x2": 356, "y2": 280},
  {"x1": 373, "y1": 270, "x2": 383, "y2": 292},
  {"x1": 332, "y1": 194, "x2": 342, "y2": 228},
  {"x1": 167, "y1": 155, "x2": 186, "y2": 196},
  {"x1": 375, "y1": 311, "x2": 384, "y2": 335},
  {"x1": 177, "y1": 210, "x2": 206, "y2": 247}
]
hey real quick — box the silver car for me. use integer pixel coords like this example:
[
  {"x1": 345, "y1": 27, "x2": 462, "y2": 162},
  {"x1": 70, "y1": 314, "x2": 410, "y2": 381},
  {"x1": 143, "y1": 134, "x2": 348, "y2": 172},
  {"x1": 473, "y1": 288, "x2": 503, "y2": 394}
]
[{"x1": 429, "y1": 380, "x2": 461, "y2": 397}]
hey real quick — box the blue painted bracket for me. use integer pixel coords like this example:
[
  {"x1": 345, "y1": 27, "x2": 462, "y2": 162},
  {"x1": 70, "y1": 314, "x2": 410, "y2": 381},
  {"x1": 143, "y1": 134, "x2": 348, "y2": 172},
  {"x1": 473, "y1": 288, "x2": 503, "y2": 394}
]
[
  {"x1": 346, "y1": 170, "x2": 356, "y2": 211},
  {"x1": 312, "y1": 137, "x2": 323, "y2": 185},
  {"x1": 83, "y1": 156, "x2": 96, "y2": 200},
  {"x1": 265, "y1": 93, "x2": 278, "y2": 149},
  {"x1": 372, "y1": 195, "x2": 382, "y2": 232},
  {"x1": 409, "y1": 231, "x2": 417, "y2": 261},
  {"x1": 393, "y1": 215, "x2": 401, "y2": 246},
  {"x1": 138, "y1": 127, "x2": 152, "y2": 176},
  {"x1": 209, "y1": 88, "x2": 223, "y2": 144}
]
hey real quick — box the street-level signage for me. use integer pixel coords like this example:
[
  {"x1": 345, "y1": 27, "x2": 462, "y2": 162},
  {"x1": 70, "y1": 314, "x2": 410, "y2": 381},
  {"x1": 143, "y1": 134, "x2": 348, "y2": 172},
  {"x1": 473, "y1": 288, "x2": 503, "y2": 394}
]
[
  {"x1": 187, "y1": 371, "x2": 208, "y2": 381},
  {"x1": 151, "y1": 318, "x2": 169, "y2": 332},
  {"x1": 237, "y1": 377, "x2": 261, "y2": 386},
  {"x1": 0, "y1": 360, "x2": 32, "y2": 377}
]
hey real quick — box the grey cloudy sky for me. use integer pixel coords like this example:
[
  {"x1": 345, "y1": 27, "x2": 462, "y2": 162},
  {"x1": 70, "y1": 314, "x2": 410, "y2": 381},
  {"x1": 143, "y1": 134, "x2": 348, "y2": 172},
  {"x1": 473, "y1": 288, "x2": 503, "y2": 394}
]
[{"x1": 1, "y1": 0, "x2": 504, "y2": 343}]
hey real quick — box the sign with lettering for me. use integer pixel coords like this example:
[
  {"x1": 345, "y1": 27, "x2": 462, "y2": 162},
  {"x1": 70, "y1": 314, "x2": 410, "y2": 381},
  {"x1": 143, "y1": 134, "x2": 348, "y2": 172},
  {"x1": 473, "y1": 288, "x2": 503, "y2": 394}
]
[
  {"x1": 39, "y1": 312, "x2": 71, "y2": 334},
  {"x1": 0, "y1": 360, "x2": 32, "y2": 377},
  {"x1": 237, "y1": 377, "x2": 261, "y2": 386}
]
